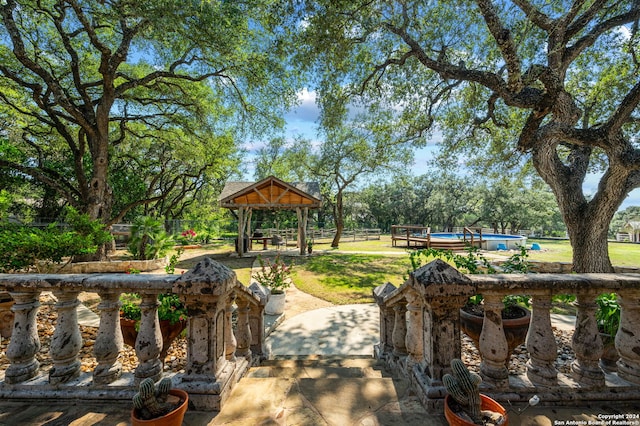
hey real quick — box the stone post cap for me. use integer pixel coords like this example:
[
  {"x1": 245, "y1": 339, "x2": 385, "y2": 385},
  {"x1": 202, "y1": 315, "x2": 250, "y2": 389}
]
[
  {"x1": 173, "y1": 257, "x2": 237, "y2": 296},
  {"x1": 248, "y1": 282, "x2": 269, "y2": 304},
  {"x1": 412, "y1": 259, "x2": 476, "y2": 298},
  {"x1": 373, "y1": 282, "x2": 397, "y2": 303}
]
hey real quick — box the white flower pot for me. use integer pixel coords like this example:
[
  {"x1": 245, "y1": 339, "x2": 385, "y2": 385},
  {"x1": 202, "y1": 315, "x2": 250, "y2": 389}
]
[{"x1": 265, "y1": 291, "x2": 286, "y2": 315}]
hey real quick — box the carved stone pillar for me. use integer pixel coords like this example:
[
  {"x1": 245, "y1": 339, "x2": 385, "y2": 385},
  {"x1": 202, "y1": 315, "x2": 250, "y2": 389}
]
[
  {"x1": 616, "y1": 290, "x2": 640, "y2": 384},
  {"x1": 134, "y1": 293, "x2": 162, "y2": 383},
  {"x1": 526, "y1": 293, "x2": 558, "y2": 386},
  {"x1": 405, "y1": 291, "x2": 424, "y2": 369},
  {"x1": 248, "y1": 282, "x2": 268, "y2": 361},
  {"x1": 173, "y1": 257, "x2": 244, "y2": 410},
  {"x1": 373, "y1": 282, "x2": 397, "y2": 358},
  {"x1": 225, "y1": 294, "x2": 237, "y2": 361},
  {"x1": 5, "y1": 291, "x2": 41, "y2": 384},
  {"x1": 411, "y1": 259, "x2": 475, "y2": 385},
  {"x1": 571, "y1": 291, "x2": 604, "y2": 387},
  {"x1": 93, "y1": 291, "x2": 123, "y2": 384},
  {"x1": 235, "y1": 298, "x2": 252, "y2": 360},
  {"x1": 392, "y1": 303, "x2": 407, "y2": 357},
  {"x1": 479, "y1": 294, "x2": 509, "y2": 386},
  {"x1": 49, "y1": 290, "x2": 82, "y2": 384}
]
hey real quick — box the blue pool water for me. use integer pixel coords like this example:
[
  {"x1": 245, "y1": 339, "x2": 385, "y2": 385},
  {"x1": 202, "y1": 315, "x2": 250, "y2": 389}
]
[{"x1": 430, "y1": 233, "x2": 527, "y2": 250}]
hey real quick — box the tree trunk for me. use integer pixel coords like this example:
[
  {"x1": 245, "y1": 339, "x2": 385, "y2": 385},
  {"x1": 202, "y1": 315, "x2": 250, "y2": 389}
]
[
  {"x1": 331, "y1": 190, "x2": 344, "y2": 248},
  {"x1": 532, "y1": 133, "x2": 623, "y2": 273}
]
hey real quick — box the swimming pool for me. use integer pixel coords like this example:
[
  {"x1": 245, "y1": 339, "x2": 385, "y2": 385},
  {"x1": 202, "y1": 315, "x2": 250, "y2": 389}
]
[{"x1": 430, "y1": 232, "x2": 527, "y2": 250}]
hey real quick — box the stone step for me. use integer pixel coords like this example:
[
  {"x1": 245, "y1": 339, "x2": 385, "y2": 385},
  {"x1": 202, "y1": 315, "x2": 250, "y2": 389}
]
[
  {"x1": 216, "y1": 375, "x2": 437, "y2": 425},
  {"x1": 247, "y1": 355, "x2": 390, "y2": 379}
]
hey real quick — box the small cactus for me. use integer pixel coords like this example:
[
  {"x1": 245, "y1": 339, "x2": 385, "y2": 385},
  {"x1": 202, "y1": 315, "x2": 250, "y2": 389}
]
[
  {"x1": 443, "y1": 358, "x2": 483, "y2": 424},
  {"x1": 133, "y1": 377, "x2": 174, "y2": 420}
]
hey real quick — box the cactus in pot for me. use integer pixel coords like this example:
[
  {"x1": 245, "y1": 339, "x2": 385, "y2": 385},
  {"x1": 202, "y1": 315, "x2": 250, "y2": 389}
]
[
  {"x1": 443, "y1": 358, "x2": 507, "y2": 426},
  {"x1": 443, "y1": 358, "x2": 483, "y2": 423},
  {"x1": 133, "y1": 377, "x2": 175, "y2": 420}
]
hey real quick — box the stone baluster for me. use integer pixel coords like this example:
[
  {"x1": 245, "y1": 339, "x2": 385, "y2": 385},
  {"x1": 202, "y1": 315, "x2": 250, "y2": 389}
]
[
  {"x1": 248, "y1": 282, "x2": 268, "y2": 361},
  {"x1": 49, "y1": 290, "x2": 82, "y2": 384},
  {"x1": 571, "y1": 290, "x2": 604, "y2": 387},
  {"x1": 616, "y1": 290, "x2": 640, "y2": 384},
  {"x1": 5, "y1": 291, "x2": 41, "y2": 384},
  {"x1": 134, "y1": 292, "x2": 162, "y2": 383},
  {"x1": 235, "y1": 297, "x2": 252, "y2": 360},
  {"x1": 405, "y1": 291, "x2": 424, "y2": 370},
  {"x1": 225, "y1": 294, "x2": 237, "y2": 361},
  {"x1": 93, "y1": 291, "x2": 123, "y2": 384},
  {"x1": 479, "y1": 293, "x2": 509, "y2": 386},
  {"x1": 526, "y1": 293, "x2": 558, "y2": 385},
  {"x1": 392, "y1": 303, "x2": 407, "y2": 357}
]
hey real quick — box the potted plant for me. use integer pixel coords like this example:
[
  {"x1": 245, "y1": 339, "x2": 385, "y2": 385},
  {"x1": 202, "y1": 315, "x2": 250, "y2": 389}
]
[
  {"x1": 307, "y1": 239, "x2": 313, "y2": 254},
  {"x1": 409, "y1": 246, "x2": 532, "y2": 358},
  {"x1": 595, "y1": 292, "x2": 620, "y2": 372},
  {"x1": 131, "y1": 377, "x2": 188, "y2": 426},
  {"x1": 443, "y1": 358, "x2": 507, "y2": 426},
  {"x1": 253, "y1": 253, "x2": 292, "y2": 315},
  {"x1": 120, "y1": 292, "x2": 188, "y2": 360}
]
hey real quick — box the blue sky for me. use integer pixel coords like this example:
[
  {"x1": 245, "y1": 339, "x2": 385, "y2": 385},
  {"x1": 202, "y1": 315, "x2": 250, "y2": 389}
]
[{"x1": 246, "y1": 90, "x2": 640, "y2": 211}]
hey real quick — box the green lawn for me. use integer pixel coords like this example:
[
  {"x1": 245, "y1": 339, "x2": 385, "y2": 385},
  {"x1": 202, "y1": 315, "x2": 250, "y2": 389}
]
[
  {"x1": 292, "y1": 253, "x2": 410, "y2": 305},
  {"x1": 527, "y1": 238, "x2": 640, "y2": 267}
]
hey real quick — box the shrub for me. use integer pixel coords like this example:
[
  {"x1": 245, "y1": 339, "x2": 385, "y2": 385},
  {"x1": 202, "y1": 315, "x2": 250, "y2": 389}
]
[
  {"x1": 0, "y1": 208, "x2": 111, "y2": 273},
  {"x1": 127, "y1": 216, "x2": 174, "y2": 260}
]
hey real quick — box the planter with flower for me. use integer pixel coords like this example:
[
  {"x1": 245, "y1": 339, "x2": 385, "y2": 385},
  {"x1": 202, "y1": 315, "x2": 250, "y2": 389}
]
[
  {"x1": 178, "y1": 229, "x2": 201, "y2": 249},
  {"x1": 120, "y1": 292, "x2": 188, "y2": 361},
  {"x1": 253, "y1": 254, "x2": 292, "y2": 315}
]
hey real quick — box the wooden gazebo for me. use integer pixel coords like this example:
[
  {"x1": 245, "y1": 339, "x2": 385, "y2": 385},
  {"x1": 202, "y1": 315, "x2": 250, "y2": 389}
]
[{"x1": 219, "y1": 176, "x2": 322, "y2": 256}]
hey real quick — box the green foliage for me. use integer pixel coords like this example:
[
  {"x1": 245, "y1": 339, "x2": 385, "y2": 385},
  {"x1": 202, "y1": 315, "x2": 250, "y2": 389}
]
[
  {"x1": 120, "y1": 293, "x2": 142, "y2": 321},
  {"x1": 500, "y1": 245, "x2": 531, "y2": 273},
  {"x1": 165, "y1": 248, "x2": 184, "y2": 274},
  {"x1": 158, "y1": 293, "x2": 187, "y2": 325},
  {"x1": 253, "y1": 254, "x2": 292, "y2": 294},
  {"x1": 596, "y1": 293, "x2": 620, "y2": 338},
  {"x1": 408, "y1": 246, "x2": 532, "y2": 311},
  {"x1": 127, "y1": 216, "x2": 174, "y2": 260},
  {"x1": 119, "y1": 292, "x2": 187, "y2": 325},
  {"x1": 0, "y1": 208, "x2": 111, "y2": 273}
]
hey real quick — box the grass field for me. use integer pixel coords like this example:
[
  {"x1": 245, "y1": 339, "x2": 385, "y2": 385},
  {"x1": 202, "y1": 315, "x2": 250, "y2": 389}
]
[{"x1": 172, "y1": 235, "x2": 640, "y2": 306}]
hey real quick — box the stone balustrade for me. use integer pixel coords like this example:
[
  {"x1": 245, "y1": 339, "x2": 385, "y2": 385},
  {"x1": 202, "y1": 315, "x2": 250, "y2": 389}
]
[
  {"x1": 374, "y1": 259, "x2": 640, "y2": 411},
  {"x1": 0, "y1": 258, "x2": 266, "y2": 411}
]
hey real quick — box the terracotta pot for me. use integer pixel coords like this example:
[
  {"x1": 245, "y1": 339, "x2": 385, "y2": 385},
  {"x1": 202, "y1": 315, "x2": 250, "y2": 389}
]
[
  {"x1": 460, "y1": 306, "x2": 531, "y2": 359},
  {"x1": 131, "y1": 388, "x2": 188, "y2": 426},
  {"x1": 0, "y1": 298, "x2": 15, "y2": 338},
  {"x1": 120, "y1": 317, "x2": 187, "y2": 360},
  {"x1": 265, "y1": 292, "x2": 286, "y2": 315},
  {"x1": 599, "y1": 332, "x2": 619, "y2": 373},
  {"x1": 444, "y1": 394, "x2": 508, "y2": 426}
]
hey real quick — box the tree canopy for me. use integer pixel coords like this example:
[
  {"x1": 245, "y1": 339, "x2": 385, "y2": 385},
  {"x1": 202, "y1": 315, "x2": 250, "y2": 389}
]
[
  {"x1": 0, "y1": 0, "x2": 297, "y2": 246},
  {"x1": 292, "y1": 0, "x2": 640, "y2": 272}
]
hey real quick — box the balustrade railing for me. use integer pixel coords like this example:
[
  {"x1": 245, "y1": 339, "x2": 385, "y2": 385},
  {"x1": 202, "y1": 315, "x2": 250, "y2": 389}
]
[
  {"x1": 374, "y1": 259, "x2": 640, "y2": 412},
  {"x1": 0, "y1": 258, "x2": 267, "y2": 411}
]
